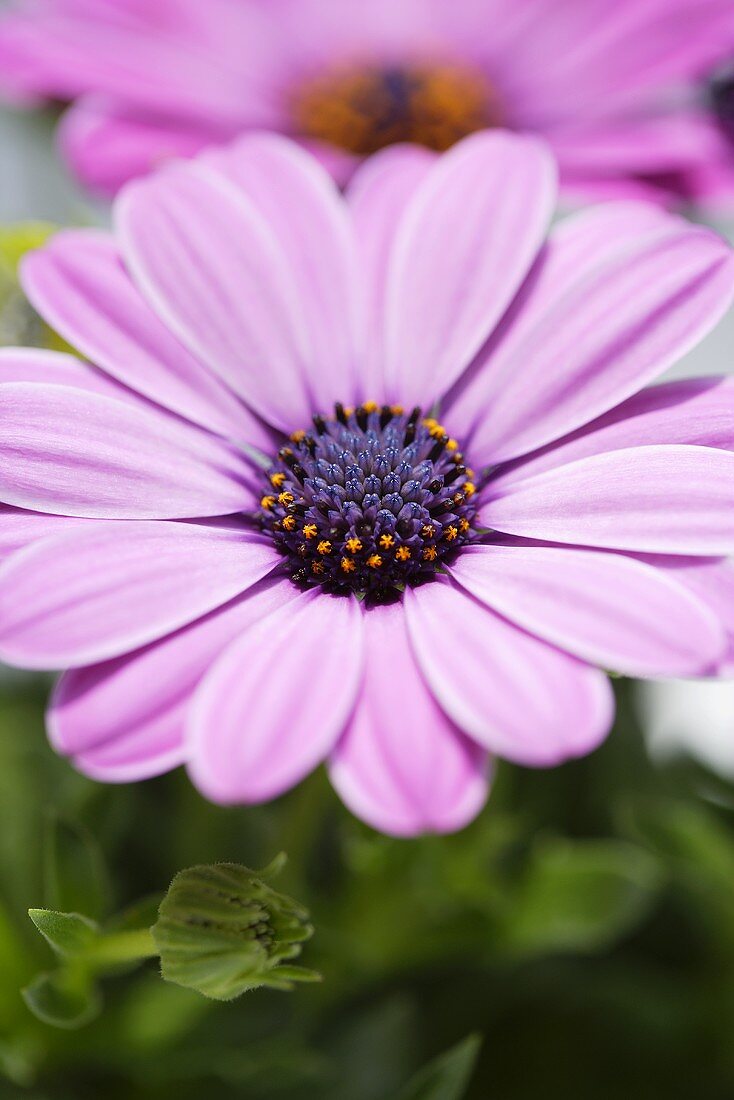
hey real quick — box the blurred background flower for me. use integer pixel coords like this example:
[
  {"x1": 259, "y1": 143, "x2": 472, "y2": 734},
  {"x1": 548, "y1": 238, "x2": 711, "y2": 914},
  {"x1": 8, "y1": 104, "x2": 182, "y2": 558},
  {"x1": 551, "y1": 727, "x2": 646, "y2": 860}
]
[{"x1": 1, "y1": 0, "x2": 734, "y2": 204}]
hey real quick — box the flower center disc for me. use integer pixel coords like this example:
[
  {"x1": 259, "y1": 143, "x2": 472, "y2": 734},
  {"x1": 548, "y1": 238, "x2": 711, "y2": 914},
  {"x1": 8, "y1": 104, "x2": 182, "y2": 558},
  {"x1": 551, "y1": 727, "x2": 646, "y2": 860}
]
[
  {"x1": 709, "y1": 61, "x2": 734, "y2": 142},
  {"x1": 292, "y1": 62, "x2": 502, "y2": 155},
  {"x1": 260, "y1": 403, "x2": 478, "y2": 601}
]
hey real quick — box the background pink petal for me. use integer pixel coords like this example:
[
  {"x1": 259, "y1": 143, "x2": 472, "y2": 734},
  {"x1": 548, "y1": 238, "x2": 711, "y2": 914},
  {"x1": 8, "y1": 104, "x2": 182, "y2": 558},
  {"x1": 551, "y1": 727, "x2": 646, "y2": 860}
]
[
  {"x1": 404, "y1": 579, "x2": 614, "y2": 767},
  {"x1": 58, "y1": 94, "x2": 229, "y2": 199},
  {"x1": 188, "y1": 590, "x2": 364, "y2": 805},
  {"x1": 329, "y1": 601, "x2": 490, "y2": 837}
]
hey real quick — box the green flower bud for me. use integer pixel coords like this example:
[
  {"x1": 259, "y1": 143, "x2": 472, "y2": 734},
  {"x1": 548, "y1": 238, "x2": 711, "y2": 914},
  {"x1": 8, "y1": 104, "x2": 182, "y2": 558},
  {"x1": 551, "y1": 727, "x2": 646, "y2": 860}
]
[{"x1": 151, "y1": 861, "x2": 320, "y2": 1000}]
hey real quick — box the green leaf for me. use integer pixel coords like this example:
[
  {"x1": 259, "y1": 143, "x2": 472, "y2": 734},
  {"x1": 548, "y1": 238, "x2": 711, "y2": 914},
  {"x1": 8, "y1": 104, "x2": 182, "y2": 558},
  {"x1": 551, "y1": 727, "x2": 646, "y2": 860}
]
[
  {"x1": 152, "y1": 862, "x2": 318, "y2": 1001},
  {"x1": 502, "y1": 837, "x2": 660, "y2": 956},
  {"x1": 21, "y1": 969, "x2": 101, "y2": 1030},
  {"x1": 396, "y1": 1035, "x2": 482, "y2": 1100},
  {"x1": 28, "y1": 909, "x2": 99, "y2": 959},
  {"x1": 43, "y1": 813, "x2": 109, "y2": 921}
]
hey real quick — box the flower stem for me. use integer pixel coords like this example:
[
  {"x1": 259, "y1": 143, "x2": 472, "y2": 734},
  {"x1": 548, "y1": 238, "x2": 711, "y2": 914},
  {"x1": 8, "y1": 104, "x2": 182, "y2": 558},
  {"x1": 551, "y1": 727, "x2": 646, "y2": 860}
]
[{"x1": 85, "y1": 927, "x2": 158, "y2": 967}]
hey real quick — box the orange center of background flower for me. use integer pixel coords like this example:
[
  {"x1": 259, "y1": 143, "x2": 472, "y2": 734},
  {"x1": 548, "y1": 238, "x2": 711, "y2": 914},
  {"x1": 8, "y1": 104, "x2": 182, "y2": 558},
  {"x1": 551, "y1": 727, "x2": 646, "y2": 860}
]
[{"x1": 292, "y1": 62, "x2": 502, "y2": 155}]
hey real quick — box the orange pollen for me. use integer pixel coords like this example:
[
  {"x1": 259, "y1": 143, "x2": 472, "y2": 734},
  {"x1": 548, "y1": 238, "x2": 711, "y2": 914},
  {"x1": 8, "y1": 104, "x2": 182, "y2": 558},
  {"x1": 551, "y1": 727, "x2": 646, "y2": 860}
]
[
  {"x1": 341, "y1": 557, "x2": 356, "y2": 573},
  {"x1": 292, "y1": 62, "x2": 501, "y2": 157},
  {"x1": 317, "y1": 540, "x2": 333, "y2": 555},
  {"x1": 346, "y1": 537, "x2": 363, "y2": 553},
  {"x1": 367, "y1": 554, "x2": 383, "y2": 569},
  {"x1": 423, "y1": 546, "x2": 438, "y2": 561},
  {"x1": 379, "y1": 533, "x2": 395, "y2": 550},
  {"x1": 282, "y1": 515, "x2": 297, "y2": 532},
  {"x1": 395, "y1": 547, "x2": 411, "y2": 562}
]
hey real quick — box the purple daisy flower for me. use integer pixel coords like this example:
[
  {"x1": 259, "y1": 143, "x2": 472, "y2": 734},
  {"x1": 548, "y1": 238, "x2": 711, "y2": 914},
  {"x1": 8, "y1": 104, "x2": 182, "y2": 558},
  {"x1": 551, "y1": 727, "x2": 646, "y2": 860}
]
[
  {"x1": 2, "y1": 131, "x2": 734, "y2": 836},
  {"x1": 1, "y1": 0, "x2": 734, "y2": 206}
]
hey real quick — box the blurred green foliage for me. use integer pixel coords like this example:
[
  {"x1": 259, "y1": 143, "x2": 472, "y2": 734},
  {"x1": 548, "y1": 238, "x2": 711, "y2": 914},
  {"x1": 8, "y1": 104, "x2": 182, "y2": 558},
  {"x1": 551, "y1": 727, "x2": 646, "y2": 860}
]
[
  {"x1": 0, "y1": 677, "x2": 733, "y2": 1098},
  {"x1": 0, "y1": 224, "x2": 59, "y2": 349}
]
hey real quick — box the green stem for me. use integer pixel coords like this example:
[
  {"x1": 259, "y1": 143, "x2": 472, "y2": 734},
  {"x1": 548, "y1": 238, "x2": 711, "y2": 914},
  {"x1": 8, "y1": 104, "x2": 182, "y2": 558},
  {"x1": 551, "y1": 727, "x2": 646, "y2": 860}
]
[{"x1": 85, "y1": 927, "x2": 158, "y2": 967}]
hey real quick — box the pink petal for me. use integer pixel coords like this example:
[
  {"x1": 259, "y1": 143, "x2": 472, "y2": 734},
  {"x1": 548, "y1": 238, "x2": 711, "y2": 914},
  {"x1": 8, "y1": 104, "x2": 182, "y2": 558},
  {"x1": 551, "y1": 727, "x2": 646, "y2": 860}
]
[
  {"x1": 49, "y1": 577, "x2": 290, "y2": 782},
  {"x1": 0, "y1": 521, "x2": 279, "y2": 668},
  {"x1": 0, "y1": 7, "x2": 249, "y2": 119},
  {"x1": 188, "y1": 590, "x2": 364, "y2": 804},
  {"x1": 0, "y1": 382, "x2": 254, "y2": 518},
  {"x1": 404, "y1": 578, "x2": 614, "y2": 766},
  {"x1": 116, "y1": 159, "x2": 317, "y2": 433},
  {"x1": 633, "y1": 554, "x2": 734, "y2": 675},
  {"x1": 0, "y1": 346, "x2": 138, "y2": 404},
  {"x1": 382, "y1": 131, "x2": 557, "y2": 408},
  {"x1": 494, "y1": 376, "x2": 734, "y2": 490},
  {"x1": 58, "y1": 95, "x2": 226, "y2": 197},
  {"x1": 0, "y1": 505, "x2": 94, "y2": 565},
  {"x1": 329, "y1": 600, "x2": 490, "y2": 837},
  {"x1": 448, "y1": 544, "x2": 725, "y2": 677},
  {"x1": 201, "y1": 134, "x2": 361, "y2": 413},
  {"x1": 346, "y1": 144, "x2": 436, "y2": 397},
  {"x1": 448, "y1": 207, "x2": 734, "y2": 465},
  {"x1": 22, "y1": 229, "x2": 273, "y2": 448},
  {"x1": 483, "y1": 445, "x2": 734, "y2": 555}
]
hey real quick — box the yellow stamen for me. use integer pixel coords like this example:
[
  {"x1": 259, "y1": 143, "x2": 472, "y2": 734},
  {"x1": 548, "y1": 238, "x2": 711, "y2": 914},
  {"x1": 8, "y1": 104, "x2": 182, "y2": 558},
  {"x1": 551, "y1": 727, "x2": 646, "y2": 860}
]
[
  {"x1": 379, "y1": 534, "x2": 395, "y2": 550},
  {"x1": 282, "y1": 515, "x2": 297, "y2": 532},
  {"x1": 446, "y1": 439, "x2": 459, "y2": 452},
  {"x1": 395, "y1": 547, "x2": 411, "y2": 562},
  {"x1": 270, "y1": 472, "x2": 286, "y2": 488},
  {"x1": 390, "y1": 404, "x2": 404, "y2": 416},
  {"x1": 317, "y1": 540, "x2": 332, "y2": 555},
  {"x1": 260, "y1": 495, "x2": 276, "y2": 510},
  {"x1": 278, "y1": 491, "x2": 295, "y2": 506},
  {"x1": 421, "y1": 524, "x2": 436, "y2": 539},
  {"x1": 312, "y1": 561, "x2": 325, "y2": 575},
  {"x1": 445, "y1": 525, "x2": 458, "y2": 542},
  {"x1": 423, "y1": 546, "x2": 437, "y2": 561},
  {"x1": 362, "y1": 400, "x2": 378, "y2": 413},
  {"x1": 463, "y1": 482, "x2": 476, "y2": 498},
  {"x1": 367, "y1": 554, "x2": 383, "y2": 569},
  {"x1": 303, "y1": 523, "x2": 318, "y2": 539},
  {"x1": 346, "y1": 537, "x2": 362, "y2": 554},
  {"x1": 290, "y1": 429, "x2": 306, "y2": 443},
  {"x1": 341, "y1": 557, "x2": 356, "y2": 573},
  {"x1": 459, "y1": 518, "x2": 471, "y2": 533}
]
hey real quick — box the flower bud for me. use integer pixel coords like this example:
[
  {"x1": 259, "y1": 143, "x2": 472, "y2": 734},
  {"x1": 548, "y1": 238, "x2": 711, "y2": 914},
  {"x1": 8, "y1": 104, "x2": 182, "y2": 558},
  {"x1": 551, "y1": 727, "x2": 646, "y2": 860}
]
[{"x1": 151, "y1": 861, "x2": 319, "y2": 1000}]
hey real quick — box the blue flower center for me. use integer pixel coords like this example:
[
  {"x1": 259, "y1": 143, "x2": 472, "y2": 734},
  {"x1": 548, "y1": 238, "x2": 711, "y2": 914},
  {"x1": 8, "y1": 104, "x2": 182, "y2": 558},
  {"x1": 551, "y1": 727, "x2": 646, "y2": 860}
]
[
  {"x1": 709, "y1": 61, "x2": 734, "y2": 142},
  {"x1": 259, "y1": 403, "x2": 478, "y2": 601}
]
